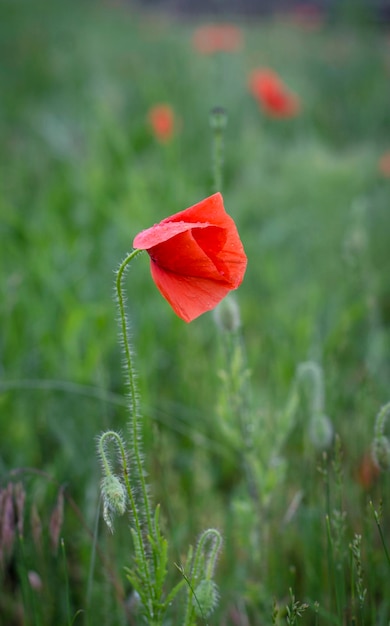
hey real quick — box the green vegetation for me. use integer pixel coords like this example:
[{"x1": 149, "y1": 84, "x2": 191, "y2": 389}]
[{"x1": 1, "y1": 1, "x2": 390, "y2": 624}]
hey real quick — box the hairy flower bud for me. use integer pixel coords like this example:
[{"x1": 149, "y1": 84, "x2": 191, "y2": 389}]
[
  {"x1": 309, "y1": 413, "x2": 333, "y2": 450},
  {"x1": 209, "y1": 106, "x2": 228, "y2": 132},
  {"x1": 372, "y1": 402, "x2": 390, "y2": 471},
  {"x1": 101, "y1": 474, "x2": 127, "y2": 532},
  {"x1": 213, "y1": 296, "x2": 241, "y2": 333},
  {"x1": 193, "y1": 579, "x2": 219, "y2": 618},
  {"x1": 372, "y1": 435, "x2": 390, "y2": 472}
]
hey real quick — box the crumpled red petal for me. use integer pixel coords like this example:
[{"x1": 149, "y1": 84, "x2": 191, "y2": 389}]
[{"x1": 150, "y1": 263, "x2": 234, "y2": 323}]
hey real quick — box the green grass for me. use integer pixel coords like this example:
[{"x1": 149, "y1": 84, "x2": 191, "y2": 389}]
[{"x1": 1, "y1": 0, "x2": 390, "y2": 624}]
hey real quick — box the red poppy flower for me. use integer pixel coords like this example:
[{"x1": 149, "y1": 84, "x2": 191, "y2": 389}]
[
  {"x1": 192, "y1": 24, "x2": 243, "y2": 55},
  {"x1": 248, "y1": 68, "x2": 301, "y2": 118},
  {"x1": 378, "y1": 151, "x2": 390, "y2": 178},
  {"x1": 147, "y1": 104, "x2": 175, "y2": 143},
  {"x1": 133, "y1": 193, "x2": 247, "y2": 323}
]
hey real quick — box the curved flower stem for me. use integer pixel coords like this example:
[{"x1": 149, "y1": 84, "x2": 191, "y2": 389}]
[
  {"x1": 98, "y1": 431, "x2": 114, "y2": 475},
  {"x1": 116, "y1": 249, "x2": 143, "y2": 420},
  {"x1": 116, "y1": 248, "x2": 154, "y2": 539},
  {"x1": 193, "y1": 528, "x2": 222, "y2": 579},
  {"x1": 98, "y1": 430, "x2": 152, "y2": 592}
]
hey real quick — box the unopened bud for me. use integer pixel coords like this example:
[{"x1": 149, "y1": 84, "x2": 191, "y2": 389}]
[
  {"x1": 213, "y1": 296, "x2": 241, "y2": 333},
  {"x1": 193, "y1": 579, "x2": 219, "y2": 618},
  {"x1": 101, "y1": 474, "x2": 127, "y2": 532},
  {"x1": 372, "y1": 435, "x2": 390, "y2": 472},
  {"x1": 309, "y1": 413, "x2": 333, "y2": 450},
  {"x1": 126, "y1": 590, "x2": 141, "y2": 615},
  {"x1": 209, "y1": 106, "x2": 228, "y2": 132}
]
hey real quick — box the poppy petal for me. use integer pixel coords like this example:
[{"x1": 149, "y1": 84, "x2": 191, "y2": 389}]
[
  {"x1": 150, "y1": 262, "x2": 233, "y2": 323},
  {"x1": 159, "y1": 193, "x2": 230, "y2": 228},
  {"x1": 133, "y1": 220, "x2": 210, "y2": 249},
  {"x1": 146, "y1": 228, "x2": 228, "y2": 281}
]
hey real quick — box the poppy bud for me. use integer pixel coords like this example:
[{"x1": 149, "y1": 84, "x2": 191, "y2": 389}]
[
  {"x1": 213, "y1": 295, "x2": 241, "y2": 332},
  {"x1": 193, "y1": 579, "x2": 219, "y2": 618},
  {"x1": 209, "y1": 106, "x2": 228, "y2": 133},
  {"x1": 101, "y1": 474, "x2": 127, "y2": 532},
  {"x1": 372, "y1": 435, "x2": 390, "y2": 472},
  {"x1": 308, "y1": 413, "x2": 333, "y2": 450},
  {"x1": 372, "y1": 402, "x2": 390, "y2": 471}
]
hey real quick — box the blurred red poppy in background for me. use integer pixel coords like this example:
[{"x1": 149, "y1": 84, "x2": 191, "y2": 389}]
[
  {"x1": 356, "y1": 451, "x2": 380, "y2": 489},
  {"x1": 378, "y1": 151, "x2": 390, "y2": 177},
  {"x1": 148, "y1": 104, "x2": 175, "y2": 143},
  {"x1": 249, "y1": 68, "x2": 301, "y2": 118},
  {"x1": 192, "y1": 24, "x2": 243, "y2": 55},
  {"x1": 133, "y1": 192, "x2": 247, "y2": 322}
]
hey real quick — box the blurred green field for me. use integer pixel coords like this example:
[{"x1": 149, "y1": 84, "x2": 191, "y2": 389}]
[{"x1": 1, "y1": 0, "x2": 390, "y2": 624}]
